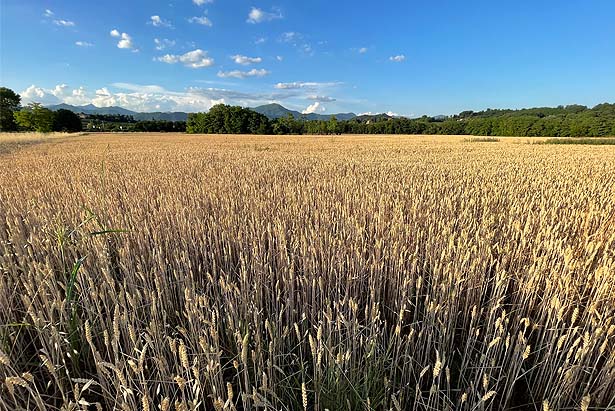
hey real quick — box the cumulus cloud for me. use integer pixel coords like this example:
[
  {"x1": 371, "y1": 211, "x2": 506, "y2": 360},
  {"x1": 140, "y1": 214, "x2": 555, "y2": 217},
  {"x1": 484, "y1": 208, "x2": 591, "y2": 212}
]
[
  {"x1": 231, "y1": 55, "x2": 262, "y2": 65},
  {"x1": 247, "y1": 7, "x2": 282, "y2": 24},
  {"x1": 307, "y1": 95, "x2": 336, "y2": 102},
  {"x1": 44, "y1": 9, "x2": 54, "y2": 17},
  {"x1": 21, "y1": 84, "x2": 90, "y2": 106},
  {"x1": 389, "y1": 54, "x2": 406, "y2": 62},
  {"x1": 150, "y1": 15, "x2": 173, "y2": 28},
  {"x1": 217, "y1": 69, "x2": 270, "y2": 79},
  {"x1": 188, "y1": 15, "x2": 213, "y2": 26},
  {"x1": 19, "y1": 82, "x2": 316, "y2": 112},
  {"x1": 21, "y1": 85, "x2": 51, "y2": 102},
  {"x1": 154, "y1": 38, "x2": 176, "y2": 50},
  {"x1": 110, "y1": 29, "x2": 137, "y2": 50},
  {"x1": 302, "y1": 102, "x2": 325, "y2": 114},
  {"x1": 75, "y1": 41, "x2": 93, "y2": 47},
  {"x1": 156, "y1": 49, "x2": 214, "y2": 68},
  {"x1": 193, "y1": 0, "x2": 213, "y2": 5}
]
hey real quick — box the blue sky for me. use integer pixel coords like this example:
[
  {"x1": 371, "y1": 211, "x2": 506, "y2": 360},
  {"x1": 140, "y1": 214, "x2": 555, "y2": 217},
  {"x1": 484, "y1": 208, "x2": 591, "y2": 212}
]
[{"x1": 1, "y1": 0, "x2": 614, "y2": 116}]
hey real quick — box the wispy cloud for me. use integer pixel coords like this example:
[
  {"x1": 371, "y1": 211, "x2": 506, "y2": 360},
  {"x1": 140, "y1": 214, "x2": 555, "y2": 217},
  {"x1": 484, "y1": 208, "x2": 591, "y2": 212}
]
[
  {"x1": 192, "y1": 0, "x2": 213, "y2": 5},
  {"x1": 149, "y1": 15, "x2": 173, "y2": 28},
  {"x1": 53, "y1": 19, "x2": 75, "y2": 27},
  {"x1": 231, "y1": 55, "x2": 263, "y2": 65},
  {"x1": 75, "y1": 41, "x2": 94, "y2": 47},
  {"x1": 156, "y1": 49, "x2": 214, "y2": 68},
  {"x1": 188, "y1": 15, "x2": 213, "y2": 26},
  {"x1": 280, "y1": 32, "x2": 313, "y2": 55},
  {"x1": 274, "y1": 82, "x2": 342, "y2": 90},
  {"x1": 358, "y1": 47, "x2": 368, "y2": 54},
  {"x1": 307, "y1": 95, "x2": 336, "y2": 102},
  {"x1": 43, "y1": 9, "x2": 76, "y2": 27},
  {"x1": 389, "y1": 54, "x2": 406, "y2": 62},
  {"x1": 247, "y1": 7, "x2": 282, "y2": 24},
  {"x1": 255, "y1": 37, "x2": 267, "y2": 45},
  {"x1": 154, "y1": 38, "x2": 176, "y2": 51},
  {"x1": 217, "y1": 69, "x2": 270, "y2": 79},
  {"x1": 111, "y1": 29, "x2": 137, "y2": 51}
]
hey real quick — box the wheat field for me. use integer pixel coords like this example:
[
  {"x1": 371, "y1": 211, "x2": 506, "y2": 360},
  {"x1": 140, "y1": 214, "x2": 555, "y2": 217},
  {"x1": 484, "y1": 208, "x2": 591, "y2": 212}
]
[{"x1": 1, "y1": 133, "x2": 614, "y2": 411}]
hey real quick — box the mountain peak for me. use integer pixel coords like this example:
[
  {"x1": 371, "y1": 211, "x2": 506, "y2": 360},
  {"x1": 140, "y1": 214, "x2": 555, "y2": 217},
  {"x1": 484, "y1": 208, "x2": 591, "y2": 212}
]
[{"x1": 252, "y1": 103, "x2": 356, "y2": 121}]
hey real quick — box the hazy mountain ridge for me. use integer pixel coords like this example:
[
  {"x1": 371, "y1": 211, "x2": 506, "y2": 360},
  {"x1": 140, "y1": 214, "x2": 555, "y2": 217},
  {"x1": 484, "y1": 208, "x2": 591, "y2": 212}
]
[
  {"x1": 251, "y1": 103, "x2": 356, "y2": 121},
  {"x1": 46, "y1": 102, "x2": 358, "y2": 122}
]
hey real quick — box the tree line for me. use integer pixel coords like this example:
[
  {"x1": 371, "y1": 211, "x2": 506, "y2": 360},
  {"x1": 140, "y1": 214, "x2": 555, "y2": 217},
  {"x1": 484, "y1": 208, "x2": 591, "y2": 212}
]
[
  {"x1": 84, "y1": 114, "x2": 186, "y2": 132},
  {"x1": 187, "y1": 103, "x2": 615, "y2": 137},
  {"x1": 0, "y1": 87, "x2": 186, "y2": 133},
  {"x1": 3, "y1": 86, "x2": 615, "y2": 136}
]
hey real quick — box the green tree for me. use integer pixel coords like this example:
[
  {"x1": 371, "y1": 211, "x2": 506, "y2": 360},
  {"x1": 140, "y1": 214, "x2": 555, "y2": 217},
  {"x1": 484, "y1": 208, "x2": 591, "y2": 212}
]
[
  {"x1": 53, "y1": 109, "x2": 83, "y2": 132},
  {"x1": 0, "y1": 87, "x2": 21, "y2": 131},
  {"x1": 14, "y1": 103, "x2": 55, "y2": 132},
  {"x1": 327, "y1": 116, "x2": 339, "y2": 135}
]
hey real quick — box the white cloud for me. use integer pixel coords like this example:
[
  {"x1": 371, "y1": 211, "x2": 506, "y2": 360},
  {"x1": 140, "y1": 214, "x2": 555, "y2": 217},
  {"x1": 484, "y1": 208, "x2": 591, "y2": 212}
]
[
  {"x1": 193, "y1": 0, "x2": 213, "y2": 5},
  {"x1": 247, "y1": 7, "x2": 282, "y2": 24},
  {"x1": 279, "y1": 32, "x2": 314, "y2": 55},
  {"x1": 188, "y1": 15, "x2": 213, "y2": 26},
  {"x1": 75, "y1": 41, "x2": 93, "y2": 47},
  {"x1": 150, "y1": 15, "x2": 173, "y2": 28},
  {"x1": 281, "y1": 32, "x2": 300, "y2": 42},
  {"x1": 276, "y1": 55, "x2": 283, "y2": 61},
  {"x1": 154, "y1": 38, "x2": 176, "y2": 50},
  {"x1": 255, "y1": 37, "x2": 267, "y2": 45},
  {"x1": 19, "y1": 82, "x2": 321, "y2": 113},
  {"x1": 156, "y1": 49, "x2": 214, "y2": 68},
  {"x1": 43, "y1": 9, "x2": 76, "y2": 27},
  {"x1": 217, "y1": 69, "x2": 270, "y2": 79},
  {"x1": 21, "y1": 84, "x2": 90, "y2": 106},
  {"x1": 91, "y1": 85, "x2": 223, "y2": 112},
  {"x1": 389, "y1": 54, "x2": 406, "y2": 62},
  {"x1": 231, "y1": 55, "x2": 262, "y2": 65},
  {"x1": 22, "y1": 85, "x2": 49, "y2": 101},
  {"x1": 359, "y1": 111, "x2": 403, "y2": 117},
  {"x1": 53, "y1": 19, "x2": 75, "y2": 27},
  {"x1": 358, "y1": 47, "x2": 368, "y2": 54},
  {"x1": 307, "y1": 95, "x2": 336, "y2": 102},
  {"x1": 110, "y1": 29, "x2": 136, "y2": 50},
  {"x1": 274, "y1": 82, "x2": 341, "y2": 90},
  {"x1": 302, "y1": 102, "x2": 325, "y2": 114}
]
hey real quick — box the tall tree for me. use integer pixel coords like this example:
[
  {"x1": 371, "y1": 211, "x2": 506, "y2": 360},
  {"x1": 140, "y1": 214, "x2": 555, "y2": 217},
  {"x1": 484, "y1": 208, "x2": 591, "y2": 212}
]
[
  {"x1": 14, "y1": 103, "x2": 55, "y2": 132},
  {"x1": 53, "y1": 109, "x2": 83, "y2": 132},
  {"x1": 0, "y1": 87, "x2": 21, "y2": 131}
]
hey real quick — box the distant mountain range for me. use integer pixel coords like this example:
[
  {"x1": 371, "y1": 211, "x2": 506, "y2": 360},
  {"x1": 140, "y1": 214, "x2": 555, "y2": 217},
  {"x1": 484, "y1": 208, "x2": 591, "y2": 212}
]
[
  {"x1": 46, "y1": 102, "x2": 359, "y2": 122},
  {"x1": 47, "y1": 103, "x2": 190, "y2": 121},
  {"x1": 251, "y1": 103, "x2": 357, "y2": 121}
]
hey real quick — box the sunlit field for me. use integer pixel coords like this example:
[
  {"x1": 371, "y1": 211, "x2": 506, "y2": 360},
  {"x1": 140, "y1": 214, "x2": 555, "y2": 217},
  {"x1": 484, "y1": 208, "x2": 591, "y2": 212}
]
[{"x1": 1, "y1": 133, "x2": 614, "y2": 410}]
